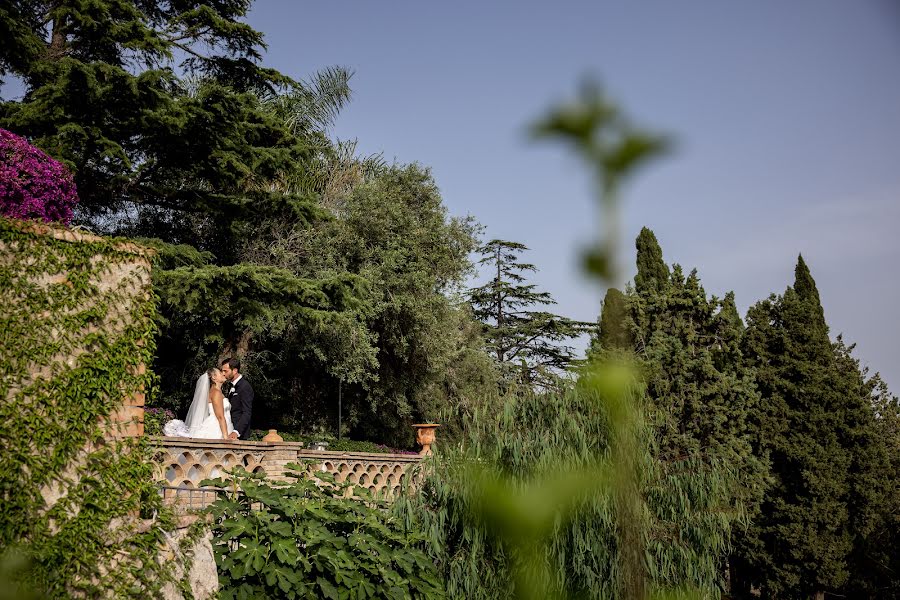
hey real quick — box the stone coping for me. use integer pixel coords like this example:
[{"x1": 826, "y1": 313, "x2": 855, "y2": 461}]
[
  {"x1": 150, "y1": 436, "x2": 423, "y2": 463},
  {"x1": 4, "y1": 218, "x2": 156, "y2": 257}
]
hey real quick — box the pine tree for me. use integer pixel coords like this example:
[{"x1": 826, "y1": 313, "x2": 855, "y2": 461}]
[
  {"x1": 0, "y1": 0, "x2": 313, "y2": 225},
  {"x1": 469, "y1": 239, "x2": 592, "y2": 386},
  {"x1": 734, "y1": 255, "x2": 888, "y2": 598}
]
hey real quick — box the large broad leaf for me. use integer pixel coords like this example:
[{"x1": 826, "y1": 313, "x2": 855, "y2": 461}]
[
  {"x1": 232, "y1": 539, "x2": 268, "y2": 576},
  {"x1": 272, "y1": 537, "x2": 300, "y2": 564},
  {"x1": 220, "y1": 518, "x2": 252, "y2": 541},
  {"x1": 356, "y1": 579, "x2": 376, "y2": 599},
  {"x1": 387, "y1": 585, "x2": 409, "y2": 600},
  {"x1": 265, "y1": 518, "x2": 294, "y2": 538},
  {"x1": 317, "y1": 576, "x2": 339, "y2": 599},
  {"x1": 264, "y1": 563, "x2": 301, "y2": 596}
]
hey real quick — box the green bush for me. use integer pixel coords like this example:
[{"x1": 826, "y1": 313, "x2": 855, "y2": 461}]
[
  {"x1": 394, "y1": 378, "x2": 741, "y2": 599},
  {"x1": 203, "y1": 465, "x2": 444, "y2": 599}
]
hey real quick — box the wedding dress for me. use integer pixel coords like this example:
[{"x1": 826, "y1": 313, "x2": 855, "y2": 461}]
[{"x1": 163, "y1": 373, "x2": 237, "y2": 439}]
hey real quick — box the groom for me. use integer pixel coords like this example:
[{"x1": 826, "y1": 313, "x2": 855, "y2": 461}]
[{"x1": 220, "y1": 357, "x2": 253, "y2": 440}]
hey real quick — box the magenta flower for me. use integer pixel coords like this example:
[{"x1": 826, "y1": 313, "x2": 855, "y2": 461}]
[{"x1": 0, "y1": 128, "x2": 78, "y2": 224}]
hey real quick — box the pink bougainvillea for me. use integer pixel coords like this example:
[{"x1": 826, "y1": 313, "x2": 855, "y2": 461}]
[{"x1": 0, "y1": 128, "x2": 78, "y2": 224}]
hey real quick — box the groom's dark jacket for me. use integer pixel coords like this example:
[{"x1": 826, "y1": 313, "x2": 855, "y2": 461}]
[{"x1": 228, "y1": 376, "x2": 254, "y2": 440}]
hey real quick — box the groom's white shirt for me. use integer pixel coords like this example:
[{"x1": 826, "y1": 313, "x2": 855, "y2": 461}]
[{"x1": 229, "y1": 374, "x2": 242, "y2": 438}]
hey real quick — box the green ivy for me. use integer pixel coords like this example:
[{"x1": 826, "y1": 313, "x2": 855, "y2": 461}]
[
  {"x1": 203, "y1": 465, "x2": 444, "y2": 599},
  {"x1": 0, "y1": 217, "x2": 180, "y2": 597}
]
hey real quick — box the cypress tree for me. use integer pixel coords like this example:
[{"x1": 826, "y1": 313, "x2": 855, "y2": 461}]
[
  {"x1": 629, "y1": 230, "x2": 759, "y2": 471},
  {"x1": 734, "y1": 255, "x2": 888, "y2": 598},
  {"x1": 592, "y1": 286, "x2": 631, "y2": 352},
  {"x1": 634, "y1": 226, "x2": 669, "y2": 295},
  {"x1": 713, "y1": 291, "x2": 744, "y2": 371},
  {"x1": 638, "y1": 264, "x2": 761, "y2": 473},
  {"x1": 597, "y1": 229, "x2": 767, "y2": 573},
  {"x1": 829, "y1": 339, "x2": 897, "y2": 598}
]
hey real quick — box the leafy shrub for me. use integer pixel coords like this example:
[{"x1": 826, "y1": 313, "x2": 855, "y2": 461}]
[
  {"x1": 144, "y1": 407, "x2": 176, "y2": 436},
  {"x1": 203, "y1": 465, "x2": 444, "y2": 599},
  {"x1": 0, "y1": 129, "x2": 78, "y2": 224},
  {"x1": 394, "y1": 380, "x2": 741, "y2": 599}
]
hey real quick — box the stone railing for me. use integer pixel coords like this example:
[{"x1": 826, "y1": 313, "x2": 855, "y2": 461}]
[{"x1": 153, "y1": 437, "x2": 423, "y2": 509}]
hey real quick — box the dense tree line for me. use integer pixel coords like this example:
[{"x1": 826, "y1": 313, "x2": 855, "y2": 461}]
[{"x1": 591, "y1": 228, "x2": 899, "y2": 599}]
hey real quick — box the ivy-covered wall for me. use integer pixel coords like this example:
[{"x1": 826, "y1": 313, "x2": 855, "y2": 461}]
[{"x1": 0, "y1": 217, "x2": 180, "y2": 597}]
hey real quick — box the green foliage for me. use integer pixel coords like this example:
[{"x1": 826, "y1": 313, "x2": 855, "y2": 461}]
[
  {"x1": 1, "y1": 0, "x2": 494, "y2": 451},
  {"x1": 394, "y1": 83, "x2": 729, "y2": 600},
  {"x1": 634, "y1": 228, "x2": 669, "y2": 296},
  {"x1": 395, "y1": 367, "x2": 738, "y2": 599},
  {"x1": 0, "y1": 217, "x2": 176, "y2": 597},
  {"x1": 469, "y1": 239, "x2": 593, "y2": 388},
  {"x1": 832, "y1": 340, "x2": 900, "y2": 598},
  {"x1": 591, "y1": 230, "x2": 767, "y2": 568},
  {"x1": 593, "y1": 286, "x2": 631, "y2": 352},
  {"x1": 239, "y1": 163, "x2": 496, "y2": 445},
  {"x1": 0, "y1": 0, "x2": 306, "y2": 221},
  {"x1": 732, "y1": 255, "x2": 891, "y2": 598},
  {"x1": 203, "y1": 466, "x2": 444, "y2": 599},
  {"x1": 532, "y1": 82, "x2": 668, "y2": 284}
]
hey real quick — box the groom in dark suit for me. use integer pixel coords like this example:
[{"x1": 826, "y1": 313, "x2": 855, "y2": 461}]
[{"x1": 220, "y1": 357, "x2": 253, "y2": 440}]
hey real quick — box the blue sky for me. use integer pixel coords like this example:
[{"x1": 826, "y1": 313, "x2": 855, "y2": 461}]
[
  {"x1": 4, "y1": 2, "x2": 897, "y2": 390},
  {"x1": 246, "y1": 1, "x2": 900, "y2": 390}
]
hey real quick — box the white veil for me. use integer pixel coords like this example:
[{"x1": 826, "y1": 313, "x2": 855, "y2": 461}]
[
  {"x1": 162, "y1": 372, "x2": 214, "y2": 438},
  {"x1": 182, "y1": 373, "x2": 211, "y2": 436}
]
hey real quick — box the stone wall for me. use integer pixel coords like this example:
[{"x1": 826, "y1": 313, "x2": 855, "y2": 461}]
[
  {"x1": 154, "y1": 437, "x2": 423, "y2": 510},
  {"x1": 1, "y1": 219, "x2": 153, "y2": 437}
]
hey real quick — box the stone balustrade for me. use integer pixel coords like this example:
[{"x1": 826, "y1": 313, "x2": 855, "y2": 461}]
[{"x1": 153, "y1": 437, "x2": 423, "y2": 510}]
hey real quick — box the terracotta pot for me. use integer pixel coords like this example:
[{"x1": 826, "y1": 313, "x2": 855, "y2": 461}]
[
  {"x1": 262, "y1": 429, "x2": 283, "y2": 442},
  {"x1": 412, "y1": 423, "x2": 441, "y2": 456}
]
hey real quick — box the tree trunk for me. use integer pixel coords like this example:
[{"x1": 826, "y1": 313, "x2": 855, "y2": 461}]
[
  {"x1": 221, "y1": 330, "x2": 253, "y2": 362},
  {"x1": 495, "y1": 244, "x2": 503, "y2": 362},
  {"x1": 48, "y1": 9, "x2": 67, "y2": 59}
]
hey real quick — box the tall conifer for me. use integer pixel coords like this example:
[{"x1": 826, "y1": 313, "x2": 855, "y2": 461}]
[
  {"x1": 602, "y1": 229, "x2": 767, "y2": 565},
  {"x1": 469, "y1": 239, "x2": 592, "y2": 386},
  {"x1": 634, "y1": 227, "x2": 669, "y2": 295},
  {"x1": 734, "y1": 255, "x2": 887, "y2": 598},
  {"x1": 592, "y1": 286, "x2": 631, "y2": 352}
]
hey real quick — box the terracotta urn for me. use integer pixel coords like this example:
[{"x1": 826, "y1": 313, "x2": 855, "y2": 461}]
[
  {"x1": 412, "y1": 423, "x2": 440, "y2": 456},
  {"x1": 262, "y1": 429, "x2": 283, "y2": 442}
]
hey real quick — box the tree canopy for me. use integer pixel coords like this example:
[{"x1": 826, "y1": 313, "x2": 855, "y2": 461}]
[{"x1": 469, "y1": 239, "x2": 592, "y2": 388}]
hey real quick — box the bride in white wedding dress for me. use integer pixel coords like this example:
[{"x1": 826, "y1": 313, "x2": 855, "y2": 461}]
[{"x1": 163, "y1": 368, "x2": 237, "y2": 439}]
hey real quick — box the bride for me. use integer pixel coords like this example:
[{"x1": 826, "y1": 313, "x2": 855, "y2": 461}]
[{"x1": 163, "y1": 368, "x2": 237, "y2": 439}]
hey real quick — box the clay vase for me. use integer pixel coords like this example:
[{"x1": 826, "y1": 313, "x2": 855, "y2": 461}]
[
  {"x1": 262, "y1": 429, "x2": 283, "y2": 442},
  {"x1": 412, "y1": 424, "x2": 441, "y2": 456}
]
